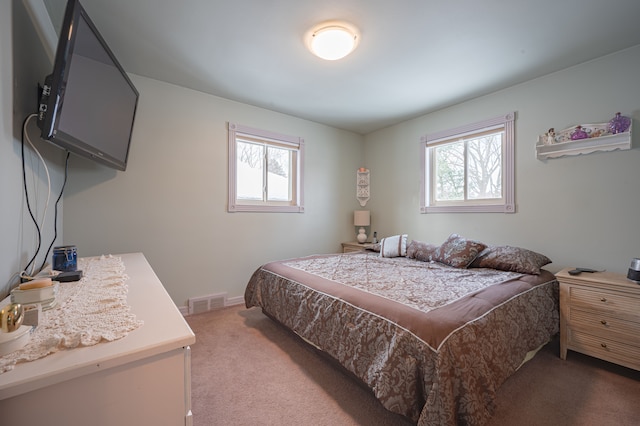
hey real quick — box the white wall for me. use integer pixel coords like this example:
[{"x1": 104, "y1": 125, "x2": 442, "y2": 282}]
[
  {"x1": 62, "y1": 76, "x2": 364, "y2": 307},
  {"x1": 1, "y1": 0, "x2": 66, "y2": 299},
  {"x1": 0, "y1": 1, "x2": 14, "y2": 297},
  {"x1": 365, "y1": 45, "x2": 640, "y2": 275}
]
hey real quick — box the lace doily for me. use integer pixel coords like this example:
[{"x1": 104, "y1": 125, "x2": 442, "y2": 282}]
[{"x1": 0, "y1": 255, "x2": 144, "y2": 374}]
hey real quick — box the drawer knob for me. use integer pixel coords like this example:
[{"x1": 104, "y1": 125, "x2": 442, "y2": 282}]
[
  {"x1": 600, "y1": 297, "x2": 607, "y2": 302},
  {"x1": 601, "y1": 343, "x2": 608, "y2": 348},
  {"x1": 600, "y1": 320, "x2": 608, "y2": 325}
]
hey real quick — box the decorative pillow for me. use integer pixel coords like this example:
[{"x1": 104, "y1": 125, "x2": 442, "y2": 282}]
[
  {"x1": 380, "y1": 234, "x2": 408, "y2": 258},
  {"x1": 406, "y1": 240, "x2": 439, "y2": 262},
  {"x1": 432, "y1": 233, "x2": 486, "y2": 268},
  {"x1": 470, "y1": 245, "x2": 552, "y2": 275}
]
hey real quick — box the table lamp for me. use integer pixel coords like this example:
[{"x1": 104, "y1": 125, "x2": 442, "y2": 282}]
[{"x1": 354, "y1": 210, "x2": 370, "y2": 243}]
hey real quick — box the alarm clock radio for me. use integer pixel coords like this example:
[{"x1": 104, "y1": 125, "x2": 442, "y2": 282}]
[{"x1": 628, "y1": 258, "x2": 640, "y2": 283}]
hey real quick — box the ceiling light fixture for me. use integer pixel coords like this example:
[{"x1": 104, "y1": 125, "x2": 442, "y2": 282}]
[{"x1": 305, "y1": 21, "x2": 360, "y2": 61}]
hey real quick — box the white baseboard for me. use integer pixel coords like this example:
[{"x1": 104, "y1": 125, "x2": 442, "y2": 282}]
[{"x1": 226, "y1": 296, "x2": 244, "y2": 306}]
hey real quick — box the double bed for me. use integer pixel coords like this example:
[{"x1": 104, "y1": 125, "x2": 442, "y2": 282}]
[{"x1": 244, "y1": 234, "x2": 559, "y2": 425}]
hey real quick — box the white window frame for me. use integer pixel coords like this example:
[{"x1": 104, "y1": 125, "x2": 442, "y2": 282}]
[
  {"x1": 228, "y1": 122, "x2": 304, "y2": 213},
  {"x1": 420, "y1": 112, "x2": 515, "y2": 213}
]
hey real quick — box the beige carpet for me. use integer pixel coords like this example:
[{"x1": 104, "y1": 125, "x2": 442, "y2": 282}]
[{"x1": 187, "y1": 305, "x2": 640, "y2": 426}]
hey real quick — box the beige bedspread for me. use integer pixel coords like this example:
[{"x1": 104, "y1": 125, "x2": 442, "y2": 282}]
[{"x1": 244, "y1": 252, "x2": 559, "y2": 425}]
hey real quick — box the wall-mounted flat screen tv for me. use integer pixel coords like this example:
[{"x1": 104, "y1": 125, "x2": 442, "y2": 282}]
[{"x1": 38, "y1": 0, "x2": 139, "y2": 171}]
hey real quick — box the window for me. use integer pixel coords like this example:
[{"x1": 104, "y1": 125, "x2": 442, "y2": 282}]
[
  {"x1": 228, "y1": 123, "x2": 304, "y2": 212},
  {"x1": 420, "y1": 112, "x2": 515, "y2": 213}
]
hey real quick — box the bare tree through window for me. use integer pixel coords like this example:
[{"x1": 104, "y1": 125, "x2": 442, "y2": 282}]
[
  {"x1": 421, "y1": 112, "x2": 514, "y2": 214},
  {"x1": 467, "y1": 134, "x2": 502, "y2": 200},
  {"x1": 434, "y1": 132, "x2": 502, "y2": 202}
]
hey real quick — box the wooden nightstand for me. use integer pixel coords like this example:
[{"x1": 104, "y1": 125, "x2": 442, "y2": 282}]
[
  {"x1": 556, "y1": 268, "x2": 640, "y2": 371},
  {"x1": 341, "y1": 241, "x2": 368, "y2": 253}
]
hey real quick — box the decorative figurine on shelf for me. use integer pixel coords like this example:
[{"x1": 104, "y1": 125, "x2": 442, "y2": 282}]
[
  {"x1": 608, "y1": 112, "x2": 631, "y2": 134},
  {"x1": 544, "y1": 128, "x2": 556, "y2": 145},
  {"x1": 570, "y1": 125, "x2": 589, "y2": 140}
]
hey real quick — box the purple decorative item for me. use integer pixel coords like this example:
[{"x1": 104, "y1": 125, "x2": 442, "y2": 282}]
[
  {"x1": 608, "y1": 112, "x2": 631, "y2": 134},
  {"x1": 570, "y1": 125, "x2": 589, "y2": 140}
]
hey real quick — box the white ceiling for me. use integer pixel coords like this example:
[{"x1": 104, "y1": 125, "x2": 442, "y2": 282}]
[{"x1": 44, "y1": 0, "x2": 640, "y2": 134}]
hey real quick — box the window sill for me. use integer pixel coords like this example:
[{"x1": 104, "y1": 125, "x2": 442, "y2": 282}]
[
  {"x1": 421, "y1": 203, "x2": 515, "y2": 214},
  {"x1": 228, "y1": 204, "x2": 304, "y2": 213}
]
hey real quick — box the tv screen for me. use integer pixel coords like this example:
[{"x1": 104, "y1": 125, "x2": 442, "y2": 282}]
[{"x1": 38, "y1": 0, "x2": 139, "y2": 171}]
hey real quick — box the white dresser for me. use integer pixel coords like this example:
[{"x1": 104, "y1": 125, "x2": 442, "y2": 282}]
[{"x1": 0, "y1": 253, "x2": 196, "y2": 426}]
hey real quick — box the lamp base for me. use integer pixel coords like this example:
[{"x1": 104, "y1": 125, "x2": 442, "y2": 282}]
[{"x1": 356, "y1": 228, "x2": 367, "y2": 243}]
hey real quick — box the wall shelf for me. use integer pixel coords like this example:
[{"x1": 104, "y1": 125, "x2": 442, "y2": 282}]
[{"x1": 536, "y1": 122, "x2": 632, "y2": 160}]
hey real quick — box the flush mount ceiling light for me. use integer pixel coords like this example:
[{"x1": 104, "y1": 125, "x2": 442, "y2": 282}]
[{"x1": 305, "y1": 21, "x2": 360, "y2": 61}]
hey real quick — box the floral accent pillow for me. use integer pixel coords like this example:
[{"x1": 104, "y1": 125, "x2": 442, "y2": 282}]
[
  {"x1": 380, "y1": 234, "x2": 408, "y2": 258},
  {"x1": 406, "y1": 240, "x2": 439, "y2": 262},
  {"x1": 470, "y1": 245, "x2": 551, "y2": 275},
  {"x1": 432, "y1": 234, "x2": 486, "y2": 268}
]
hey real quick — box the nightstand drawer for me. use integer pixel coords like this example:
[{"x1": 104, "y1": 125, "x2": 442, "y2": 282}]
[
  {"x1": 569, "y1": 329, "x2": 640, "y2": 370},
  {"x1": 343, "y1": 246, "x2": 364, "y2": 253},
  {"x1": 569, "y1": 286, "x2": 640, "y2": 319},
  {"x1": 341, "y1": 242, "x2": 369, "y2": 253},
  {"x1": 570, "y1": 307, "x2": 640, "y2": 345}
]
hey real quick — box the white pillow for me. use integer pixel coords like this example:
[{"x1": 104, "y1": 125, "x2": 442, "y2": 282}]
[{"x1": 380, "y1": 234, "x2": 408, "y2": 258}]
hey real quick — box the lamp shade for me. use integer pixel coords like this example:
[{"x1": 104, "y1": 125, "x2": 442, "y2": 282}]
[{"x1": 354, "y1": 210, "x2": 370, "y2": 227}]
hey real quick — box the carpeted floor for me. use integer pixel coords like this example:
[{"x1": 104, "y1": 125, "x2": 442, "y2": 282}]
[{"x1": 186, "y1": 305, "x2": 640, "y2": 426}]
